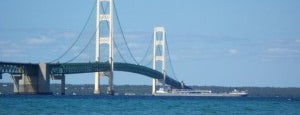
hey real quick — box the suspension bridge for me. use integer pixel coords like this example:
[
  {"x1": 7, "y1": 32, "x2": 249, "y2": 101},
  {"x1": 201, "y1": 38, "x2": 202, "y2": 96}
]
[{"x1": 0, "y1": 0, "x2": 190, "y2": 95}]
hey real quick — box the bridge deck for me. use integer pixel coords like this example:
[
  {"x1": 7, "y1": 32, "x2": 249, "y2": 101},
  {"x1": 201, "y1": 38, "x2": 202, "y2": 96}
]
[{"x1": 1, "y1": 62, "x2": 191, "y2": 89}]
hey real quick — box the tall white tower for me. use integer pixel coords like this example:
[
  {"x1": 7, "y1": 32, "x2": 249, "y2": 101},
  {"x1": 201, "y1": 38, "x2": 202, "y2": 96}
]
[
  {"x1": 95, "y1": 0, "x2": 114, "y2": 95},
  {"x1": 152, "y1": 27, "x2": 166, "y2": 94}
]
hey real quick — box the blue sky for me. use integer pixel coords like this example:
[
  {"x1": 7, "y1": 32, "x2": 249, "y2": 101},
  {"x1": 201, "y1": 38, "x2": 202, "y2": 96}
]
[{"x1": 1, "y1": 0, "x2": 300, "y2": 87}]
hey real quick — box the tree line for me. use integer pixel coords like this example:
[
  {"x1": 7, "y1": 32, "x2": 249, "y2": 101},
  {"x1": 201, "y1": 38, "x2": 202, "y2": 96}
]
[{"x1": 1, "y1": 83, "x2": 300, "y2": 98}]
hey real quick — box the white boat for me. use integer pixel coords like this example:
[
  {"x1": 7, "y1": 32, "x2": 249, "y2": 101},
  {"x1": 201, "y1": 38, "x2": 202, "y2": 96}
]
[
  {"x1": 153, "y1": 88, "x2": 248, "y2": 97},
  {"x1": 72, "y1": 92, "x2": 77, "y2": 95}
]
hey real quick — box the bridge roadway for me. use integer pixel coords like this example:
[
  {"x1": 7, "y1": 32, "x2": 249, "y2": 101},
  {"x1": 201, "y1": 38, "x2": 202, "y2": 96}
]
[
  {"x1": 0, "y1": 61, "x2": 190, "y2": 94},
  {"x1": 50, "y1": 62, "x2": 190, "y2": 89}
]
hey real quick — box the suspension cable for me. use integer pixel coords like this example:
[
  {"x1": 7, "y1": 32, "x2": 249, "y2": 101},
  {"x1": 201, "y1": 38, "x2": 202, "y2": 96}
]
[
  {"x1": 141, "y1": 35, "x2": 153, "y2": 67},
  {"x1": 67, "y1": 2, "x2": 112, "y2": 63},
  {"x1": 49, "y1": 2, "x2": 96, "y2": 63},
  {"x1": 165, "y1": 33, "x2": 178, "y2": 81},
  {"x1": 138, "y1": 36, "x2": 153, "y2": 64},
  {"x1": 113, "y1": 2, "x2": 139, "y2": 64},
  {"x1": 144, "y1": 56, "x2": 153, "y2": 67},
  {"x1": 65, "y1": 30, "x2": 96, "y2": 63},
  {"x1": 114, "y1": 41, "x2": 127, "y2": 63},
  {"x1": 100, "y1": 0, "x2": 109, "y2": 16}
]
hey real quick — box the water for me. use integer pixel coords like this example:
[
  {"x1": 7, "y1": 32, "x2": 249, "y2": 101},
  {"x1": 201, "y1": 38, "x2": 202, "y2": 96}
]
[{"x1": 0, "y1": 95, "x2": 299, "y2": 115}]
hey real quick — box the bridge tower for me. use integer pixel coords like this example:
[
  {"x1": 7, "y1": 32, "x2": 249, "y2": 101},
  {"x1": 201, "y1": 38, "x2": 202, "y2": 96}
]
[
  {"x1": 95, "y1": 0, "x2": 114, "y2": 95},
  {"x1": 152, "y1": 27, "x2": 166, "y2": 94}
]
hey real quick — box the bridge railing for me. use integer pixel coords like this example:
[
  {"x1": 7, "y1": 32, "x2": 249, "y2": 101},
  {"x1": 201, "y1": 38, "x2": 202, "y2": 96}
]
[{"x1": 0, "y1": 61, "x2": 38, "y2": 75}]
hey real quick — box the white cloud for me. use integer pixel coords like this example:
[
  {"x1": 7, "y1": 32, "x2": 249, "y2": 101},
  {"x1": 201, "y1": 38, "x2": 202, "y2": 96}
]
[
  {"x1": 263, "y1": 48, "x2": 300, "y2": 60},
  {"x1": 24, "y1": 31, "x2": 76, "y2": 46},
  {"x1": 0, "y1": 30, "x2": 89, "y2": 62},
  {"x1": 26, "y1": 35, "x2": 54, "y2": 45},
  {"x1": 0, "y1": 49, "x2": 26, "y2": 58},
  {"x1": 53, "y1": 31, "x2": 77, "y2": 40},
  {"x1": 1, "y1": 49, "x2": 20, "y2": 54},
  {"x1": 115, "y1": 31, "x2": 150, "y2": 40},
  {"x1": 267, "y1": 48, "x2": 298, "y2": 53},
  {"x1": 228, "y1": 49, "x2": 239, "y2": 55},
  {"x1": 128, "y1": 42, "x2": 144, "y2": 49}
]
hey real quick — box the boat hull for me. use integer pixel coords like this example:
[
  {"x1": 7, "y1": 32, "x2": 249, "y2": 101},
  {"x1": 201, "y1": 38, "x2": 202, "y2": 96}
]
[{"x1": 153, "y1": 93, "x2": 247, "y2": 97}]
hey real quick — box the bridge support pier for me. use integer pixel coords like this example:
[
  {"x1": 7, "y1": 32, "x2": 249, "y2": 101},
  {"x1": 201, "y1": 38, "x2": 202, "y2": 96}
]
[
  {"x1": 37, "y1": 63, "x2": 51, "y2": 94},
  {"x1": 61, "y1": 74, "x2": 65, "y2": 95},
  {"x1": 13, "y1": 63, "x2": 51, "y2": 94},
  {"x1": 11, "y1": 74, "x2": 22, "y2": 94},
  {"x1": 52, "y1": 74, "x2": 65, "y2": 95},
  {"x1": 107, "y1": 74, "x2": 114, "y2": 95},
  {"x1": 152, "y1": 79, "x2": 156, "y2": 94},
  {"x1": 94, "y1": 72, "x2": 100, "y2": 94},
  {"x1": 18, "y1": 74, "x2": 38, "y2": 94},
  {"x1": 94, "y1": 72, "x2": 114, "y2": 95}
]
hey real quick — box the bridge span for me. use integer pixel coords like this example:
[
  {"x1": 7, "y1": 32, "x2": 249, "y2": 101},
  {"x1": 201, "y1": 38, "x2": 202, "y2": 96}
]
[
  {"x1": 0, "y1": 61, "x2": 190, "y2": 94},
  {"x1": 0, "y1": 0, "x2": 191, "y2": 95}
]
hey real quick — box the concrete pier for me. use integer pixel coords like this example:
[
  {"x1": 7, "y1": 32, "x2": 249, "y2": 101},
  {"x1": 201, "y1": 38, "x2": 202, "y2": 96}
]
[
  {"x1": 61, "y1": 75, "x2": 65, "y2": 95},
  {"x1": 51, "y1": 74, "x2": 65, "y2": 95},
  {"x1": 11, "y1": 74, "x2": 22, "y2": 94},
  {"x1": 14, "y1": 63, "x2": 51, "y2": 94}
]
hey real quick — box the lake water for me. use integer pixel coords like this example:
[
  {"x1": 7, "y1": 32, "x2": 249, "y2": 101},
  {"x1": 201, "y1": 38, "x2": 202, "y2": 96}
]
[{"x1": 0, "y1": 95, "x2": 299, "y2": 115}]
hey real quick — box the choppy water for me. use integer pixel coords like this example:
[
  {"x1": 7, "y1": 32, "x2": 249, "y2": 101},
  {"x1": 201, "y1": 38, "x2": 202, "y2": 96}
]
[{"x1": 0, "y1": 95, "x2": 299, "y2": 115}]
